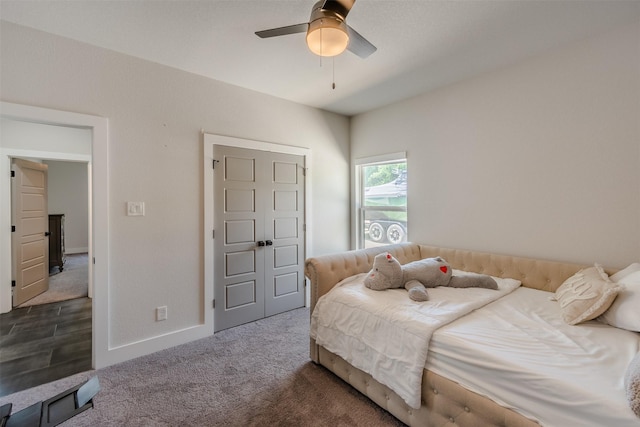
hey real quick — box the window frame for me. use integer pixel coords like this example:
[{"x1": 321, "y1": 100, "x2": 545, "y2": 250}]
[{"x1": 353, "y1": 152, "x2": 407, "y2": 249}]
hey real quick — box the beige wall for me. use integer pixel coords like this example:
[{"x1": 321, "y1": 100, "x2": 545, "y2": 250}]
[
  {"x1": 351, "y1": 22, "x2": 640, "y2": 268},
  {"x1": 1, "y1": 22, "x2": 350, "y2": 350},
  {"x1": 45, "y1": 160, "x2": 89, "y2": 254}
]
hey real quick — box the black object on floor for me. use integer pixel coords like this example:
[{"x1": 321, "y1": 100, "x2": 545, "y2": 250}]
[{"x1": 1, "y1": 376, "x2": 99, "y2": 427}]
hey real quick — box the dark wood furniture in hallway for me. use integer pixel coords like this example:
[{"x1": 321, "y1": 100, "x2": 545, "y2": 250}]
[
  {"x1": 48, "y1": 213, "x2": 66, "y2": 273},
  {"x1": 0, "y1": 297, "x2": 91, "y2": 397}
]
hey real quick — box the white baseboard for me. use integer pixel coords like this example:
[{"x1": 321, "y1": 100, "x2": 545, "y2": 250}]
[
  {"x1": 66, "y1": 247, "x2": 88, "y2": 254},
  {"x1": 95, "y1": 323, "x2": 212, "y2": 369}
]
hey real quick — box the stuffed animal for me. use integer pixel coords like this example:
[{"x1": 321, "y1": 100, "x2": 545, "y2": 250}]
[{"x1": 364, "y1": 253, "x2": 498, "y2": 301}]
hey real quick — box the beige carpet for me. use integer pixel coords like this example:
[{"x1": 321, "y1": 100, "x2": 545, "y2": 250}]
[
  {"x1": 0, "y1": 307, "x2": 404, "y2": 426},
  {"x1": 18, "y1": 253, "x2": 89, "y2": 308}
]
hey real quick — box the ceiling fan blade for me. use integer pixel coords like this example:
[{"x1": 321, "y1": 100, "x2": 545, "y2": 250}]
[
  {"x1": 346, "y1": 25, "x2": 377, "y2": 58},
  {"x1": 320, "y1": 0, "x2": 355, "y2": 20},
  {"x1": 255, "y1": 23, "x2": 309, "y2": 39}
]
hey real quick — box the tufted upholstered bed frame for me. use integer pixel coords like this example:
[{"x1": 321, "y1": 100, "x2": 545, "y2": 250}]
[{"x1": 305, "y1": 243, "x2": 593, "y2": 427}]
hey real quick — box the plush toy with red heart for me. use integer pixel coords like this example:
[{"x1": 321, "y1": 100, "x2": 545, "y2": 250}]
[{"x1": 364, "y1": 253, "x2": 498, "y2": 301}]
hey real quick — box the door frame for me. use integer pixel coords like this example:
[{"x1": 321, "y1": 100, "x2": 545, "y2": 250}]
[
  {"x1": 203, "y1": 133, "x2": 312, "y2": 333},
  {"x1": 0, "y1": 101, "x2": 109, "y2": 369}
]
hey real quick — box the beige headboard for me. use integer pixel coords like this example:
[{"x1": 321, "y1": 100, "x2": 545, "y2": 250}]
[
  {"x1": 305, "y1": 242, "x2": 591, "y2": 314},
  {"x1": 418, "y1": 245, "x2": 588, "y2": 293}
]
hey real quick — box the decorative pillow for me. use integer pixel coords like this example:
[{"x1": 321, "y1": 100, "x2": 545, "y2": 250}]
[
  {"x1": 610, "y1": 262, "x2": 640, "y2": 283},
  {"x1": 625, "y1": 352, "x2": 640, "y2": 418},
  {"x1": 599, "y1": 271, "x2": 640, "y2": 332},
  {"x1": 552, "y1": 264, "x2": 621, "y2": 325}
]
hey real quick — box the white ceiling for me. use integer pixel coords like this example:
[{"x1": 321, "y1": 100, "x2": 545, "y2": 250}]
[{"x1": 1, "y1": 0, "x2": 639, "y2": 116}]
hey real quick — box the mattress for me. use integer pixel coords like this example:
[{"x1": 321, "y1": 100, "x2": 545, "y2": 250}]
[{"x1": 428, "y1": 286, "x2": 640, "y2": 427}]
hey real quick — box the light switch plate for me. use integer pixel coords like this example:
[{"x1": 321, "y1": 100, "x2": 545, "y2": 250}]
[{"x1": 127, "y1": 201, "x2": 145, "y2": 216}]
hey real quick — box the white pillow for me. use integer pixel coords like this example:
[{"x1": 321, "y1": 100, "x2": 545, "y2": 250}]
[
  {"x1": 610, "y1": 262, "x2": 640, "y2": 283},
  {"x1": 599, "y1": 270, "x2": 640, "y2": 332},
  {"x1": 552, "y1": 264, "x2": 621, "y2": 325}
]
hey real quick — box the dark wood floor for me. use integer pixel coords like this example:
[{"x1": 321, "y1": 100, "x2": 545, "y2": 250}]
[{"x1": 0, "y1": 297, "x2": 92, "y2": 397}]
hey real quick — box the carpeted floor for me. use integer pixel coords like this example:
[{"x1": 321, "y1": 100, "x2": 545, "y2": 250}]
[
  {"x1": 18, "y1": 254, "x2": 89, "y2": 308},
  {"x1": 0, "y1": 307, "x2": 405, "y2": 426}
]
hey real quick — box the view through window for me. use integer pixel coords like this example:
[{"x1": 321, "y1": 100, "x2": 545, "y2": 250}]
[{"x1": 358, "y1": 160, "x2": 407, "y2": 248}]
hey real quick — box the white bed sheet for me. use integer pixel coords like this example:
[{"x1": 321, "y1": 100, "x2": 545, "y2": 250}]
[{"x1": 428, "y1": 286, "x2": 640, "y2": 427}]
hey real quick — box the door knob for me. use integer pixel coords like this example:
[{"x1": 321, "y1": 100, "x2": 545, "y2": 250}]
[
  {"x1": 44, "y1": 231, "x2": 51, "y2": 236},
  {"x1": 265, "y1": 240, "x2": 273, "y2": 246},
  {"x1": 257, "y1": 241, "x2": 265, "y2": 247}
]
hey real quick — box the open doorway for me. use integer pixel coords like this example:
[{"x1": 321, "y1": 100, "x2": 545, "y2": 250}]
[
  {"x1": 0, "y1": 122, "x2": 92, "y2": 395},
  {"x1": 1, "y1": 101, "x2": 109, "y2": 374}
]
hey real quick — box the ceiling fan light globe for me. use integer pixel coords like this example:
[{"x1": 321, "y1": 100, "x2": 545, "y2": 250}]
[{"x1": 306, "y1": 18, "x2": 349, "y2": 57}]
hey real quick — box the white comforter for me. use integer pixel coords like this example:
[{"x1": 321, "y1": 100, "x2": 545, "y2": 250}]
[
  {"x1": 310, "y1": 271, "x2": 521, "y2": 409},
  {"x1": 428, "y1": 287, "x2": 640, "y2": 426}
]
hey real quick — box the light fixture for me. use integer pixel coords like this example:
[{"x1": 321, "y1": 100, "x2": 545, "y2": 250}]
[{"x1": 305, "y1": 7, "x2": 349, "y2": 57}]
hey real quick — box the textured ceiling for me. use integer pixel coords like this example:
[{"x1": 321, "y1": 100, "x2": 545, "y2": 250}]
[{"x1": 1, "y1": 0, "x2": 639, "y2": 116}]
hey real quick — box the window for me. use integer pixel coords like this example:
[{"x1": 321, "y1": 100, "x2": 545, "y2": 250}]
[{"x1": 355, "y1": 153, "x2": 407, "y2": 249}]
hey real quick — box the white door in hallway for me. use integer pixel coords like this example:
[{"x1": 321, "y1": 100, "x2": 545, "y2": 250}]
[
  {"x1": 213, "y1": 145, "x2": 305, "y2": 331},
  {"x1": 11, "y1": 158, "x2": 49, "y2": 306}
]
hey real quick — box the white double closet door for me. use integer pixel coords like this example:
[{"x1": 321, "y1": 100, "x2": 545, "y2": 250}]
[{"x1": 213, "y1": 145, "x2": 305, "y2": 332}]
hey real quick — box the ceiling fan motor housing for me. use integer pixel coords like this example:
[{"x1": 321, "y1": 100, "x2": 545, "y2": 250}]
[{"x1": 306, "y1": 1, "x2": 349, "y2": 56}]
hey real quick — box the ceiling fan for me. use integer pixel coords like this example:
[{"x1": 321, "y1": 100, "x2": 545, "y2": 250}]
[{"x1": 255, "y1": 0, "x2": 377, "y2": 58}]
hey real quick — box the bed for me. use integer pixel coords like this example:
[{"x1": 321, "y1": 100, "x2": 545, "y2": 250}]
[{"x1": 305, "y1": 243, "x2": 640, "y2": 426}]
